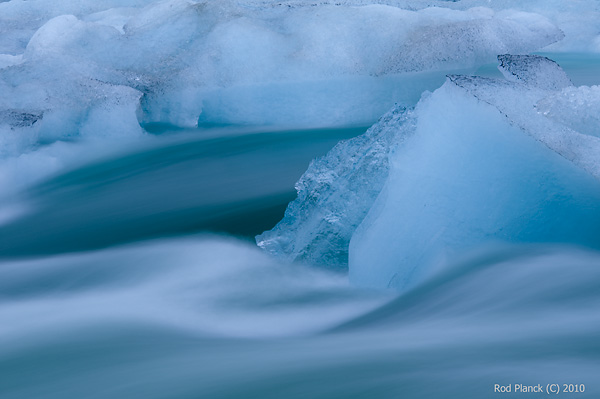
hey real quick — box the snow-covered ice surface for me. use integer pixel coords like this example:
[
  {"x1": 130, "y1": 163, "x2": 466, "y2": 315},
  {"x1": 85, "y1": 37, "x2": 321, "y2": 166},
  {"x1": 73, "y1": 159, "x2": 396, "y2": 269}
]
[{"x1": 261, "y1": 54, "x2": 600, "y2": 288}]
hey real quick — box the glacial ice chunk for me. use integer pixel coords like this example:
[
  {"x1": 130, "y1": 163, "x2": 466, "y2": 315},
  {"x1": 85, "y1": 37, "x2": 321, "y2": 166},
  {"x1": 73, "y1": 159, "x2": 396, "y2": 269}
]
[
  {"x1": 0, "y1": 110, "x2": 42, "y2": 129},
  {"x1": 536, "y1": 85, "x2": 600, "y2": 138},
  {"x1": 350, "y1": 69, "x2": 600, "y2": 290},
  {"x1": 0, "y1": 54, "x2": 23, "y2": 69},
  {"x1": 497, "y1": 54, "x2": 572, "y2": 90},
  {"x1": 446, "y1": 75, "x2": 600, "y2": 180},
  {"x1": 257, "y1": 105, "x2": 417, "y2": 269},
  {"x1": 0, "y1": 1, "x2": 565, "y2": 147},
  {"x1": 260, "y1": 54, "x2": 600, "y2": 289}
]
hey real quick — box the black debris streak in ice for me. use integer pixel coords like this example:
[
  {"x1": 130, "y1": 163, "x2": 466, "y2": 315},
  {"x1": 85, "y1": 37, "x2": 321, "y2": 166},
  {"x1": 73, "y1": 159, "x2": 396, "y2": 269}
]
[{"x1": 497, "y1": 54, "x2": 573, "y2": 91}]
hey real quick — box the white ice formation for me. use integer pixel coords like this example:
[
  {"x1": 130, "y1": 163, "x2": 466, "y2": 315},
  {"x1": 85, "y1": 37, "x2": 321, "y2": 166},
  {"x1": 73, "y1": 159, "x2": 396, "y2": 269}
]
[{"x1": 1, "y1": 0, "x2": 568, "y2": 156}]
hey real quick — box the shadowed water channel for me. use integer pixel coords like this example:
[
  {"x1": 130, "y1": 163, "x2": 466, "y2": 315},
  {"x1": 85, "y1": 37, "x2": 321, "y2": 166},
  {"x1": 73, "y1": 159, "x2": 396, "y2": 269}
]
[{"x1": 0, "y1": 126, "x2": 367, "y2": 258}]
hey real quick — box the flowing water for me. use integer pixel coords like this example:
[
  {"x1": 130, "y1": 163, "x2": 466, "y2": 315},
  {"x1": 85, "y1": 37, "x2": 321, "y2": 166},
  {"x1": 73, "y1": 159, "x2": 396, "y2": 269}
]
[{"x1": 1, "y1": 56, "x2": 599, "y2": 398}]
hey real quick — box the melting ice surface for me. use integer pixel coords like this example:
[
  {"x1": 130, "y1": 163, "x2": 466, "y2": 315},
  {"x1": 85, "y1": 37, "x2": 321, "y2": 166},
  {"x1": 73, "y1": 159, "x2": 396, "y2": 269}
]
[
  {"x1": 2, "y1": 0, "x2": 600, "y2": 398},
  {"x1": 0, "y1": 0, "x2": 571, "y2": 152},
  {"x1": 262, "y1": 54, "x2": 600, "y2": 289},
  {"x1": 352, "y1": 67, "x2": 600, "y2": 289}
]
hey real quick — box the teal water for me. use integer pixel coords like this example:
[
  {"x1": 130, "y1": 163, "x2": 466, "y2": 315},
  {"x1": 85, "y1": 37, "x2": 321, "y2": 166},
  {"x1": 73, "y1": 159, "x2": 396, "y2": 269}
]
[
  {"x1": 0, "y1": 126, "x2": 366, "y2": 258},
  {"x1": 1, "y1": 55, "x2": 600, "y2": 398}
]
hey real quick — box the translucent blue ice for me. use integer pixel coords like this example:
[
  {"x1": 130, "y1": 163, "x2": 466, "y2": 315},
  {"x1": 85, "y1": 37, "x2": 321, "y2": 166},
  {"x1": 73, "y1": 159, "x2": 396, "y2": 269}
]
[{"x1": 260, "y1": 55, "x2": 600, "y2": 289}]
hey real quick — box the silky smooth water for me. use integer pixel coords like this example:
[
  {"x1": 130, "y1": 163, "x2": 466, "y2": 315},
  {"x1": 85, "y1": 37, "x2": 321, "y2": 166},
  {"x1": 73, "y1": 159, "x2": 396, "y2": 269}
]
[
  {"x1": 1, "y1": 241, "x2": 599, "y2": 399},
  {"x1": 0, "y1": 126, "x2": 366, "y2": 258}
]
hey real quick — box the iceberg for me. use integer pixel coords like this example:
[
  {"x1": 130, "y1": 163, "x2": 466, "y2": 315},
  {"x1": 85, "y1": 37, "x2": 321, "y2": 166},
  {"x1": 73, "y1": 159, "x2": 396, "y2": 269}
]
[
  {"x1": 260, "y1": 55, "x2": 600, "y2": 289},
  {"x1": 497, "y1": 54, "x2": 572, "y2": 90},
  {"x1": 536, "y1": 85, "x2": 600, "y2": 138},
  {"x1": 257, "y1": 105, "x2": 417, "y2": 269},
  {"x1": 0, "y1": 0, "x2": 565, "y2": 152},
  {"x1": 351, "y1": 56, "x2": 600, "y2": 289},
  {"x1": 252, "y1": 0, "x2": 600, "y2": 53}
]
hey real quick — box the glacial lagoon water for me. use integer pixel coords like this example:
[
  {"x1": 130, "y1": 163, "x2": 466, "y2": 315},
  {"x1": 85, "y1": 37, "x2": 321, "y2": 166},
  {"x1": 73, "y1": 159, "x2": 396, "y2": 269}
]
[{"x1": 0, "y1": 126, "x2": 368, "y2": 257}]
